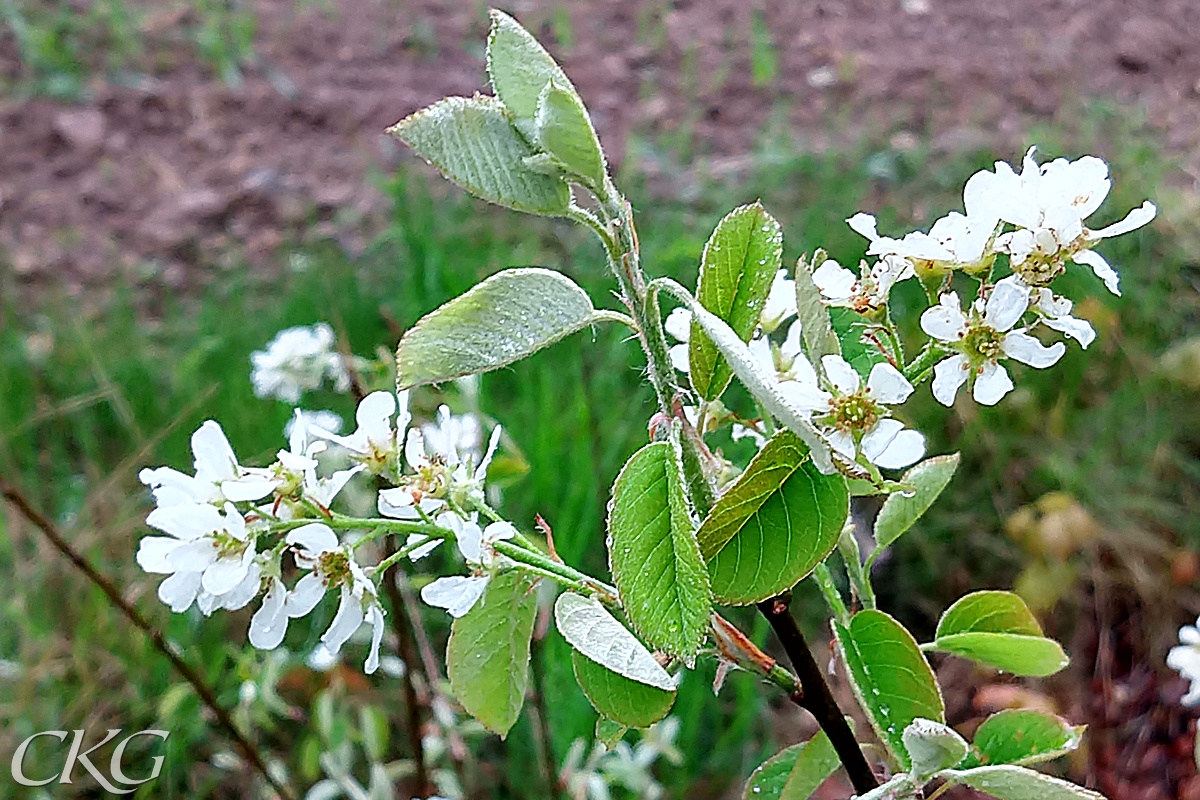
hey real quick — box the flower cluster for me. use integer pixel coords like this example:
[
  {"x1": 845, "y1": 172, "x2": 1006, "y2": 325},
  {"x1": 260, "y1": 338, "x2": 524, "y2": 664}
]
[
  {"x1": 250, "y1": 323, "x2": 353, "y2": 403},
  {"x1": 137, "y1": 383, "x2": 509, "y2": 674},
  {"x1": 668, "y1": 148, "x2": 1153, "y2": 476}
]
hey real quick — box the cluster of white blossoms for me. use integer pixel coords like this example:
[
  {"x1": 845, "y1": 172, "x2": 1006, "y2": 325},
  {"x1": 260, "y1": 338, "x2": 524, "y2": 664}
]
[
  {"x1": 250, "y1": 323, "x2": 353, "y2": 403},
  {"x1": 665, "y1": 148, "x2": 1153, "y2": 476},
  {"x1": 137, "y1": 381, "x2": 507, "y2": 674}
]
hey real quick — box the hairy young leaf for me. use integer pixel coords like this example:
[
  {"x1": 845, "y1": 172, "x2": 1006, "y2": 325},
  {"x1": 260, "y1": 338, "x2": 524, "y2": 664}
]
[
  {"x1": 660, "y1": 282, "x2": 834, "y2": 473},
  {"x1": 553, "y1": 592, "x2": 675, "y2": 690},
  {"x1": 608, "y1": 441, "x2": 711, "y2": 658},
  {"x1": 388, "y1": 95, "x2": 570, "y2": 215},
  {"x1": 446, "y1": 571, "x2": 539, "y2": 736},
  {"x1": 932, "y1": 591, "x2": 1068, "y2": 677},
  {"x1": 964, "y1": 710, "x2": 1084, "y2": 768},
  {"x1": 689, "y1": 203, "x2": 783, "y2": 400},
  {"x1": 536, "y1": 80, "x2": 606, "y2": 190},
  {"x1": 487, "y1": 9, "x2": 579, "y2": 142},
  {"x1": 794, "y1": 253, "x2": 841, "y2": 364},
  {"x1": 835, "y1": 609, "x2": 944, "y2": 770},
  {"x1": 396, "y1": 268, "x2": 595, "y2": 388},
  {"x1": 742, "y1": 732, "x2": 839, "y2": 800},
  {"x1": 940, "y1": 765, "x2": 1107, "y2": 800},
  {"x1": 697, "y1": 429, "x2": 848, "y2": 605},
  {"x1": 873, "y1": 453, "x2": 960, "y2": 553},
  {"x1": 571, "y1": 650, "x2": 676, "y2": 728},
  {"x1": 903, "y1": 718, "x2": 969, "y2": 780}
]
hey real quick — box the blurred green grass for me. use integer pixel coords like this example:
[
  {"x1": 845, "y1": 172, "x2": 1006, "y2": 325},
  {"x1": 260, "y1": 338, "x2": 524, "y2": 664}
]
[{"x1": 1, "y1": 110, "x2": 1197, "y2": 797}]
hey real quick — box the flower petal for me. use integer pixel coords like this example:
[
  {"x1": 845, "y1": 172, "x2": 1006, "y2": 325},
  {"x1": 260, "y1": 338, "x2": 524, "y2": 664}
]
[
  {"x1": 931, "y1": 355, "x2": 969, "y2": 406},
  {"x1": 1088, "y1": 200, "x2": 1156, "y2": 240},
  {"x1": 405, "y1": 534, "x2": 442, "y2": 561},
  {"x1": 846, "y1": 212, "x2": 879, "y2": 241},
  {"x1": 1001, "y1": 331, "x2": 1066, "y2": 368},
  {"x1": 218, "y1": 561, "x2": 262, "y2": 611},
  {"x1": 321, "y1": 587, "x2": 365, "y2": 655},
  {"x1": 285, "y1": 572, "x2": 326, "y2": 618},
  {"x1": 1071, "y1": 248, "x2": 1121, "y2": 296},
  {"x1": 404, "y1": 428, "x2": 428, "y2": 469},
  {"x1": 420, "y1": 575, "x2": 488, "y2": 618},
  {"x1": 286, "y1": 522, "x2": 339, "y2": 555},
  {"x1": 872, "y1": 429, "x2": 926, "y2": 470},
  {"x1": 139, "y1": 466, "x2": 208, "y2": 505},
  {"x1": 146, "y1": 503, "x2": 225, "y2": 540},
  {"x1": 454, "y1": 520, "x2": 485, "y2": 564},
  {"x1": 202, "y1": 553, "x2": 252, "y2": 596},
  {"x1": 972, "y1": 362, "x2": 1014, "y2": 405},
  {"x1": 921, "y1": 295, "x2": 967, "y2": 342},
  {"x1": 983, "y1": 278, "x2": 1030, "y2": 332},
  {"x1": 191, "y1": 420, "x2": 239, "y2": 483},
  {"x1": 812, "y1": 260, "x2": 856, "y2": 301},
  {"x1": 249, "y1": 578, "x2": 289, "y2": 650},
  {"x1": 364, "y1": 604, "x2": 386, "y2": 674},
  {"x1": 137, "y1": 536, "x2": 184, "y2": 573},
  {"x1": 825, "y1": 429, "x2": 857, "y2": 460},
  {"x1": 664, "y1": 307, "x2": 692, "y2": 343},
  {"x1": 866, "y1": 362, "x2": 914, "y2": 405},
  {"x1": 821, "y1": 354, "x2": 860, "y2": 394},
  {"x1": 220, "y1": 475, "x2": 279, "y2": 503},
  {"x1": 777, "y1": 379, "x2": 831, "y2": 415},
  {"x1": 158, "y1": 571, "x2": 203, "y2": 613},
  {"x1": 669, "y1": 343, "x2": 690, "y2": 374},
  {"x1": 860, "y1": 418, "x2": 903, "y2": 462}
]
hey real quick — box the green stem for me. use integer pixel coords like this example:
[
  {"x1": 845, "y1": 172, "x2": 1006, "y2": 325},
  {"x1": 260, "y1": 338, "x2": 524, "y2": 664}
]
[
  {"x1": 811, "y1": 562, "x2": 851, "y2": 626},
  {"x1": 493, "y1": 540, "x2": 618, "y2": 603},
  {"x1": 838, "y1": 521, "x2": 876, "y2": 610},
  {"x1": 373, "y1": 535, "x2": 439, "y2": 577},
  {"x1": 902, "y1": 341, "x2": 947, "y2": 385}
]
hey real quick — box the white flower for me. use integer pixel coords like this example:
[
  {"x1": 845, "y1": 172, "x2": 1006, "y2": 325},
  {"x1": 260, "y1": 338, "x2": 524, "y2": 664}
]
[
  {"x1": 982, "y1": 149, "x2": 1155, "y2": 295},
  {"x1": 140, "y1": 420, "x2": 278, "y2": 507},
  {"x1": 248, "y1": 576, "x2": 289, "y2": 649},
  {"x1": 281, "y1": 523, "x2": 386, "y2": 674},
  {"x1": 664, "y1": 307, "x2": 692, "y2": 373},
  {"x1": 250, "y1": 322, "x2": 351, "y2": 403},
  {"x1": 812, "y1": 255, "x2": 913, "y2": 314},
  {"x1": 420, "y1": 405, "x2": 483, "y2": 463},
  {"x1": 1169, "y1": 619, "x2": 1200, "y2": 706},
  {"x1": 419, "y1": 514, "x2": 516, "y2": 618},
  {"x1": 921, "y1": 278, "x2": 1065, "y2": 406},
  {"x1": 312, "y1": 390, "x2": 407, "y2": 474},
  {"x1": 759, "y1": 268, "x2": 798, "y2": 334},
  {"x1": 137, "y1": 501, "x2": 260, "y2": 613},
  {"x1": 812, "y1": 355, "x2": 925, "y2": 469},
  {"x1": 274, "y1": 409, "x2": 363, "y2": 509}
]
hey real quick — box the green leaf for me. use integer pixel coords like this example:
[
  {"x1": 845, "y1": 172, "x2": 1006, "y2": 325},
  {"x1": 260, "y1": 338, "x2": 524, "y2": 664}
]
[
  {"x1": 940, "y1": 765, "x2": 1107, "y2": 800},
  {"x1": 571, "y1": 650, "x2": 676, "y2": 728},
  {"x1": 446, "y1": 571, "x2": 539, "y2": 736},
  {"x1": 742, "y1": 732, "x2": 839, "y2": 800},
  {"x1": 608, "y1": 441, "x2": 711, "y2": 658},
  {"x1": 932, "y1": 633, "x2": 1068, "y2": 678},
  {"x1": 794, "y1": 252, "x2": 841, "y2": 364},
  {"x1": 965, "y1": 710, "x2": 1084, "y2": 768},
  {"x1": 661, "y1": 282, "x2": 834, "y2": 472},
  {"x1": 595, "y1": 717, "x2": 628, "y2": 749},
  {"x1": 486, "y1": 9, "x2": 578, "y2": 142},
  {"x1": 553, "y1": 592, "x2": 675, "y2": 690},
  {"x1": 931, "y1": 591, "x2": 1069, "y2": 677},
  {"x1": 396, "y1": 268, "x2": 595, "y2": 388},
  {"x1": 689, "y1": 203, "x2": 783, "y2": 400},
  {"x1": 903, "y1": 718, "x2": 969, "y2": 780},
  {"x1": 697, "y1": 429, "x2": 848, "y2": 605},
  {"x1": 388, "y1": 95, "x2": 570, "y2": 215},
  {"x1": 830, "y1": 307, "x2": 885, "y2": 379},
  {"x1": 535, "y1": 80, "x2": 606, "y2": 190},
  {"x1": 872, "y1": 454, "x2": 960, "y2": 553},
  {"x1": 834, "y1": 609, "x2": 944, "y2": 770}
]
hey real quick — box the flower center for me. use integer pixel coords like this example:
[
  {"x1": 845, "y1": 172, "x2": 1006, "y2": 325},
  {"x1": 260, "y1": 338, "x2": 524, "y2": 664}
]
[
  {"x1": 211, "y1": 529, "x2": 247, "y2": 559},
  {"x1": 318, "y1": 549, "x2": 352, "y2": 587},
  {"x1": 961, "y1": 324, "x2": 1004, "y2": 363},
  {"x1": 828, "y1": 393, "x2": 880, "y2": 432}
]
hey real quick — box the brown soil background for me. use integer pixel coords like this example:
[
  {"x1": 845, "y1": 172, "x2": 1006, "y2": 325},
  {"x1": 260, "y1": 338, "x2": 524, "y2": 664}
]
[{"x1": 3, "y1": 0, "x2": 1200, "y2": 294}]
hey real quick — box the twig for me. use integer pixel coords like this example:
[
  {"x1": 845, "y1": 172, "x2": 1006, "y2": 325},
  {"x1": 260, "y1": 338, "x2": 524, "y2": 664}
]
[
  {"x1": 0, "y1": 476, "x2": 296, "y2": 800},
  {"x1": 395, "y1": 572, "x2": 474, "y2": 795},
  {"x1": 757, "y1": 594, "x2": 879, "y2": 794},
  {"x1": 527, "y1": 638, "x2": 563, "y2": 799}
]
